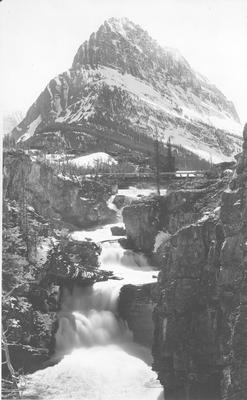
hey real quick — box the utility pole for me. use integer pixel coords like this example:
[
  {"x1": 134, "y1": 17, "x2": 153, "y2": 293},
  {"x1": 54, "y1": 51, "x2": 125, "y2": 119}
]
[
  {"x1": 167, "y1": 136, "x2": 175, "y2": 172},
  {"x1": 147, "y1": 116, "x2": 160, "y2": 195},
  {"x1": 20, "y1": 168, "x2": 29, "y2": 256},
  {"x1": 155, "y1": 127, "x2": 160, "y2": 195}
]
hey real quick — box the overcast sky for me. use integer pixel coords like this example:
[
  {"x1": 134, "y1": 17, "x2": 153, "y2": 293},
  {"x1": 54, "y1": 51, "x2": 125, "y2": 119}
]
[{"x1": 0, "y1": 0, "x2": 246, "y2": 125}]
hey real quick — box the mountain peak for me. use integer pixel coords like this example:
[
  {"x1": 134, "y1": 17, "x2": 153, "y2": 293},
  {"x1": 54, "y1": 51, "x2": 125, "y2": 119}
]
[
  {"x1": 11, "y1": 18, "x2": 242, "y2": 165},
  {"x1": 104, "y1": 17, "x2": 144, "y2": 38},
  {"x1": 72, "y1": 17, "x2": 188, "y2": 75},
  {"x1": 106, "y1": 17, "x2": 139, "y2": 31}
]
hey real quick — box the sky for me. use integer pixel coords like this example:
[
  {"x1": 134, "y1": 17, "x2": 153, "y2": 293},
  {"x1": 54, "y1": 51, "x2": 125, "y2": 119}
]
[{"x1": 0, "y1": 0, "x2": 246, "y2": 126}]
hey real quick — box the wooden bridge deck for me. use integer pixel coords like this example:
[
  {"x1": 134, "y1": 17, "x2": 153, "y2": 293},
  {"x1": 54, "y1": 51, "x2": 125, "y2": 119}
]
[{"x1": 82, "y1": 170, "x2": 205, "y2": 180}]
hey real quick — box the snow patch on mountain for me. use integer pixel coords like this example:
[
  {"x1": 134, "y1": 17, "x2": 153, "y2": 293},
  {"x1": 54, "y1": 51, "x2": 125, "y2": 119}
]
[
  {"x1": 17, "y1": 115, "x2": 41, "y2": 143},
  {"x1": 56, "y1": 65, "x2": 241, "y2": 139},
  {"x1": 100, "y1": 66, "x2": 242, "y2": 136},
  {"x1": 69, "y1": 152, "x2": 117, "y2": 168},
  {"x1": 164, "y1": 125, "x2": 231, "y2": 163},
  {"x1": 182, "y1": 106, "x2": 241, "y2": 136}
]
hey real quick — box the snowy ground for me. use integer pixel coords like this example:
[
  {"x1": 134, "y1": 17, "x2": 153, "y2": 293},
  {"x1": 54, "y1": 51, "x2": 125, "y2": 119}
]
[{"x1": 69, "y1": 152, "x2": 117, "y2": 168}]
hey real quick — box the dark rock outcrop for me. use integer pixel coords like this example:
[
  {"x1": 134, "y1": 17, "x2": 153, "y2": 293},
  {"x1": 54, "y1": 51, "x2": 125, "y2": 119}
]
[
  {"x1": 123, "y1": 180, "x2": 228, "y2": 253},
  {"x1": 113, "y1": 194, "x2": 133, "y2": 209},
  {"x1": 44, "y1": 238, "x2": 114, "y2": 285},
  {"x1": 118, "y1": 283, "x2": 158, "y2": 348},
  {"x1": 153, "y1": 216, "x2": 222, "y2": 400},
  {"x1": 152, "y1": 124, "x2": 247, "y2": 400},
  {"x1": 3, "y1": 150, "x2": 115, "y2": 228},
  {"x1": 110, "y1": 225, "x2": 126, "y2": 236}
]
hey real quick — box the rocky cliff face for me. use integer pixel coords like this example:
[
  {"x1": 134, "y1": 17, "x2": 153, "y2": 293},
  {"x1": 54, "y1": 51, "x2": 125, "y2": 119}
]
[
  {"x1": 123, "y1": 179, "x2": 228, "y2": 253},
  {"x1": 11, "y1": 18, "x2": 242, "y2": 166},
  {"x1": 219, "y1": 124, "x2": 247, "y2": 400},
  {"x1": 3, "y1": 150, "x2": 115, "y2": 228},
  {"x1": 151, "y1": 124, "x2": 247, "y2": 400},
  {"x1": 153, "y1": 215, "x2": 223, "y2": 399},
  {"x1": 118, "y1": 283, "x2": 157, "y2": 348}
]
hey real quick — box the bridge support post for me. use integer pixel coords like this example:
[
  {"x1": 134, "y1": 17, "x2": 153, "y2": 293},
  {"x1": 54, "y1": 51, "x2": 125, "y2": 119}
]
[{"x1": 155, "y1": 139, "x2": 160, "y2": 195}]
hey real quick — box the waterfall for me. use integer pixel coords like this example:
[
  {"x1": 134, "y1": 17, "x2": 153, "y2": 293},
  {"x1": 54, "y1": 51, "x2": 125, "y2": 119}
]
[
  {"x1": 99, "y1": 241, "x2": 158, "y2": 284},
  {"x1": 55, "y1": 240, "x2": 157, "y2": 357},
  {"x1": 22, "y1": 186, "x2": 164, "y2": 400},
  {"x1": 55, "y1": 283, "x2": 132, "y2": 355},
  {"x1": 23, "y1": 277, "x2": 163, "y2": 400}
]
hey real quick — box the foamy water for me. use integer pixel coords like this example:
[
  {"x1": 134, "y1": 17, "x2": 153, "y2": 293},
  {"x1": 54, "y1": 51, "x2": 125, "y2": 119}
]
[
  {"x1": 24, "y1": 345, "x2": 163, "y2": 400},
  {"x1": 23, "y1": 278, "x2": 162, "y2": 400},
  {"x1": 100, "y1": 241, "x2": 158, "y2": 284},
  {"x1": 118, "y1": 186, "x2": 167, "y2": 198},
  {"x1": 71, "y1": 222, "x2": 125, "y2": 242}
]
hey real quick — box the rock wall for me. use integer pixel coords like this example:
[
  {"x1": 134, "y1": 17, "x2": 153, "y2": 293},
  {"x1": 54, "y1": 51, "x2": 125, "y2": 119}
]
[
  {"x1": 123, "y1": 180, "x2": 228, "y2": 253},
  {"x1": 118, "y1": 283, "x2": 157, "y2": 348},
  {"x1": 152, "y1": 124, "x2": 247, "y2": 400},
  {"x1": 3, "y1": 150, "x2": 115, "y2": 228},
  {"x1": 219, "y1": 123, "x2": 247, "y2": 400},
  {"x1": 153, "y1": 216, "x2": 223, "y2": 400}
]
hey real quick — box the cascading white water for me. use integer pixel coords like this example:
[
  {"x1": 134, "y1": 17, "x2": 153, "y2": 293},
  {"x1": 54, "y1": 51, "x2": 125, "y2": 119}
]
[
  {"x1": 55, "y1": 282, "x2": 132, "y2": 356},
  {"x1": 23, "y1": 186, "x2": 164, "y2": 400}
]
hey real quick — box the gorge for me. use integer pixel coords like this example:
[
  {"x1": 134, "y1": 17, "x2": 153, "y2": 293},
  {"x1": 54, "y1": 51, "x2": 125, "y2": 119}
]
[
  {"x1": 2, "y1": 15, "x2": 246, "y2": 400},
  {"x1": 3, "y1": 125, "x2": 247, "y2": 399},
  {"x1": 19, "y1": 186, "x2": 164, "y2": 400},
  {"x1": 123, "y1": 124, "x2": 247, "y2": 400}
]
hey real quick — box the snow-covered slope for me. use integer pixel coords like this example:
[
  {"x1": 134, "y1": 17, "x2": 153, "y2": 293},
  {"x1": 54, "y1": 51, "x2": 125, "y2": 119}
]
[
  {"x1": 69, "y1": 152, "x2": 117, "y2": 168},
  {"x1": 11, "y1": 17, "x2": 242, "y2": 164}
]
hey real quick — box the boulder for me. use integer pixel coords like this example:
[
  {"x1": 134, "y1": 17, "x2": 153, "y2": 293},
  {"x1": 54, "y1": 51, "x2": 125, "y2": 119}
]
[
  {"x1": 118, "y1": 283, "x2": 157, "y2": 348},
  {"x1": 110, "y1": 225, "x2": 126, "y2": 236},
  {"x1": 113, "y1": 194, "x2": 132, "y2": 209},
  {"x1": 123, "y1": 197, "x2": 161, "y2": 253}
]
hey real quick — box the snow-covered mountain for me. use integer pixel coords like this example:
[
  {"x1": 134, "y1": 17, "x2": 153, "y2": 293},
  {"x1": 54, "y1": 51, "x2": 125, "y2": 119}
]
[{"x1": 11, "y1": 17, "x2": 242, "y2": 164}]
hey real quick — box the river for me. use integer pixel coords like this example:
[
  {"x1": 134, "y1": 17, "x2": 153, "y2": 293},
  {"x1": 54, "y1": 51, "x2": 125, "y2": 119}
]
[{"x1": 23, "y1": 186, "x2": 165, "y2": 400}]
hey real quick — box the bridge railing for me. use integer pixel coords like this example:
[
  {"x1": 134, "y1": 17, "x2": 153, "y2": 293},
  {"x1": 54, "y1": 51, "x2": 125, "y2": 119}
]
[{"x1": 80, "y1": 170, "x2": 205, "y2": 179}]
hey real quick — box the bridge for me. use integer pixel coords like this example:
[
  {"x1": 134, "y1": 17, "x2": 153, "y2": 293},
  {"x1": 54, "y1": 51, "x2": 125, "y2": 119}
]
[{"x1": 82, "y1": 170, "x2": 205, "y2": 182}]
